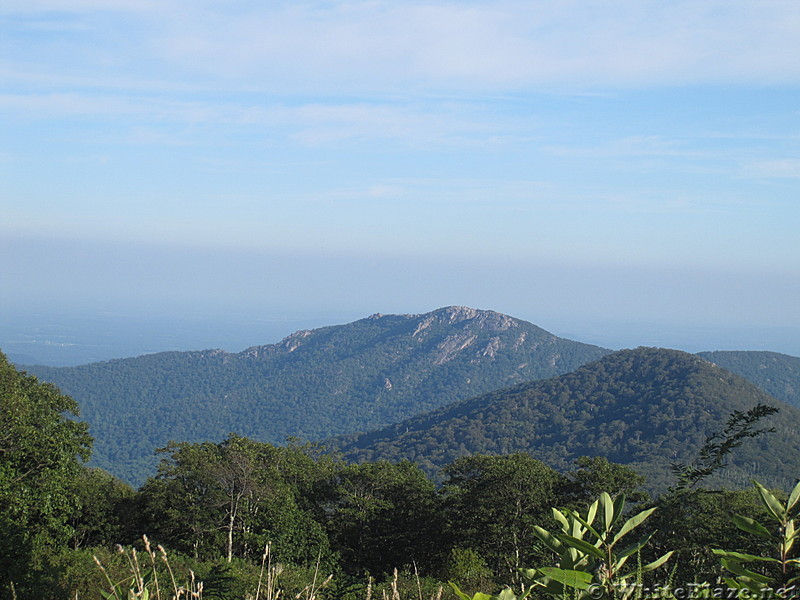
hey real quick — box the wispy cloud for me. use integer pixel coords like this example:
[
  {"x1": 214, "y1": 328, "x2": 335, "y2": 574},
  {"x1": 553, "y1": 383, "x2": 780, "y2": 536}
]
[
  {"x1": 544, "y1": 136, "x2": 706, "y2": 159},
  {"x1": 2, "y1": 0, "x2": 799, "y2": 344},
  {"x1": 146, "y1": 1, "x2": 800, "y2": 89},
  {"x1": 4, "y1": 1, "x2": 800, "y2": 95},
  {"x1": 0, "y1": 92, "x2": 510, "y2": 146},
  {"x1": 0, "y1": 0, "x2": 161, "y2": 13},
  {"x1": 740, "y1": 159, "x2": 800, "y2": 179}
]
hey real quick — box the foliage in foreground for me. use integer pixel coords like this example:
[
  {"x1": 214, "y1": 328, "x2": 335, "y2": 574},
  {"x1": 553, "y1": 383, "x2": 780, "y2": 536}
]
[
  {"x1": 714, "y1": 480, "x2": 800, "y2": 594},
  {"x1": 0, "y1": 351, "x2": 92, "y2": 597},
  {"x1": 4, "y1": 347, "x2": 800, "y2": 599},
  {"x1": 84, "y1": 478, "x2": 800, "y2": 600},
  {"x1": 527, "y1": 492, "x2": 672, "y2": 598}
]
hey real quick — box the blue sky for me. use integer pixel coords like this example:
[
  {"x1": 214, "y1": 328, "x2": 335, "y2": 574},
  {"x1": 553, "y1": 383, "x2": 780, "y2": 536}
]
[{"x1": 2, "y1": 1, "x2": 800, "y2": 362}]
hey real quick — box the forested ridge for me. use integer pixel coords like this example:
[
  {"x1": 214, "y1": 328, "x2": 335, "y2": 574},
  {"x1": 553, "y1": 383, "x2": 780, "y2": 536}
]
[
  {"x1": 19, "y1": 310, "x2": 800, "y2": 489},
  {"x1": 21, "y1": 307, "x2": 610, "y2": 484},
  {"x1": 334, "y1": 347, "x2": 800, "y2": 492},
  {"x1": 4, "y1": 346, "x2": 800, "y2": 600},
  {"x1": 698, "y1": 350, "x2": 800, "y2": 408}
]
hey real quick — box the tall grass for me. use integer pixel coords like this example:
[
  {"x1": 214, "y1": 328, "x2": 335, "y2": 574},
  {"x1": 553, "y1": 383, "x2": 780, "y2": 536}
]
[
  {"x1": 94, "y1": 536, "x2": 203, "y2": 600},
  {"x1": 94, "y1": 537, "x2": 339, "y2": 600},
  {"x1": 93, "y1": 539, "x2": 451, "y2": 600}
]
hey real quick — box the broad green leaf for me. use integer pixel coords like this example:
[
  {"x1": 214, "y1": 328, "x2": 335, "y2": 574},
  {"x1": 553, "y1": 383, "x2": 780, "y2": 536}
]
[
  {"x1": 784, "y1": 480, "x2": 800, "y2": 516},
  {"x1": 558, "y1": 533, "x2": 606, "y2": 561},
  {"x1": 534, "y1": 578, "x2": 570, "y2": 597},
  {"x1": 533, "y1": 525, "x2": 565, "y2": 555},
  {"x1": 786, "y1": 520, "x2": 796, "y2": 555},
  {"x1": 755, "y1": 481, "x2": 786, "y2": 521},
  {"x1": 574, "y1": 555, "x2": 593, "y2": 571},
  {"x1": 617, "y1": 531, "x2": 654, "y2": 561},
  {"x1": 566, "y1": 547, "x2": 581, "y2": 567},
  {"x1": 600, "y1": 492, "x2": 614, "y2": 532},
  {"x1": 495, "y1": 588, "x2": 531, "y2": 600},
  {"x1": 721, "y1": 559, "x2": 774, "y2": 585},
  {"x1": 725, "y1": 576, "x2": 770, "y2": 595},
  {"x1": 612, "y1": 493, "x2": 626, "y2": 527},
  {"x1": 448, "y1": 582, "x2": 492, "y2": 600},
  {"x1": 639, "y1": 550, "x2": 674, "y2": 573},
  {"x1": 560, "y1": 548, "x2": 588, "y2": 571},
  {"x1": 787, "y1": 480, "x2": 800, "y2": 517},
  {"x1": 447, "y1": 581, "x2": 471, "y2": 600},
  {"x1": 526, "y1": 574, "x2": 561, "y2": 596},
  {"x1": 614, "y1": 552, "x2": 631, "y2": 574},
  {"x1": 618, "y1": 551, "x2": 674, "y2": 580},
  {"x1": 722, "y1": 577, "x2": 743, "y2": 590},
  {"x1": 553, "y1": 508, "x2": 570, "y2": 531},
  {"x1": 537, "y1": 568, "x2": 593, "y2": 590},
  {"x1": 567, "y1": 509, "x2": 603, "y2": 542},
  {"x1": 568, "y1": 519, "x2": 581, "y2": 538},
  {"x1": 787, "y1": 519, "x2": 796, "y2": 539},
  {"x1": 731, "y1": 514, "x2": 773, "y2": 540},
  {"x1": 712, "y1": 549, "x2": 779, "y2": 563},
  {"x1": 612, "y1": 507, "x2": 656, "y2": 546},
  {"x1": 586, "y1": 499, "x2": 598, "y2": 527}
]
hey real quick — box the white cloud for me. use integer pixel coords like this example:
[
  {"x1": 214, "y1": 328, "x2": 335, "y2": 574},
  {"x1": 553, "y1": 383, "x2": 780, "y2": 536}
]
[
  {"x1": 0, "y1": 91, "x2": 506, "y2": 146},
  {"x1": 142, "y1": 1, "x2": 800, "y2": 90},
  {"x1": 5, "y1": 1, "x2": 800, "y2": 94},
  {"x1": 0, "y1": 0, "x2": 162, "y2": 13},
  {"x1": 544, "y1": 136, "x2": 704, "y2": 159},
  {"x1": 741, "y1": 159, "x2": 800, "y2": 179}
]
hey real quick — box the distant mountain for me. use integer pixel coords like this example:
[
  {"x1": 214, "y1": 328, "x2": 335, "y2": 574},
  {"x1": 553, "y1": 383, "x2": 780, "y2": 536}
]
[
  {"x1": 21, "y1": 306, "x2": 610, "y2": 485},
  {"x1": 333, "y1": 347, "x2": 800, "y2": 493},
  {"x1": 697, "y1": 351, "x2": 800, "y2": 409},
  {"x1": 7, "y1": 353, "x2": 42, "y2": 366}
]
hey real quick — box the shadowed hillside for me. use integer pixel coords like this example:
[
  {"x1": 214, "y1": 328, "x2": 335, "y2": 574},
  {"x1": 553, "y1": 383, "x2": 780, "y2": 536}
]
[
  {"x1": 698, "y1": 350, "x2": 800, "y2": 408},
  {"x1": 334, "y1": 347, "x2": 800, "y2": 492}
]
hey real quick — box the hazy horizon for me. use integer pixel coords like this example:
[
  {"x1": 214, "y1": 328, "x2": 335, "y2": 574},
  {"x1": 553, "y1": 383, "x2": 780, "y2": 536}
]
[
  {"x1": 3, "y1": 1, "x2": 798, "y2": 364},
  {"x1": 3, "y1": 304, "x2": 799, "y2": 367}
]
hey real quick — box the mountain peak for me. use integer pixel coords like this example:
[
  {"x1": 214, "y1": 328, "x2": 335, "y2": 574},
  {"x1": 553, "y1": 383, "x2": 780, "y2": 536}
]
[
  {"x1": 434, "y1": 305, "x2": 483, "y2": 321},
  {"x1": 423, "y1": 306, "x2": 521, "y2": 331},
  {"x1": 23, "y1": 307, "x2": 610, "y2": 484}
]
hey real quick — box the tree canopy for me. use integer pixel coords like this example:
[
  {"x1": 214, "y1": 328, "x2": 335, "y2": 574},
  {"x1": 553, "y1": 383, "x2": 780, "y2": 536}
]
[{"x1": 0, "y1": 351, "x2": 92, "y2": 597}]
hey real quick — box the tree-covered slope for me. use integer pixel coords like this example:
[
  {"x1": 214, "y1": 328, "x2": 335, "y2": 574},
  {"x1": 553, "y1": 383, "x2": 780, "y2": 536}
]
[
  {"x1": 697, "y1": 350, "x2": 800, "y2": 408},
  {"x1": 0, "y1": 351, "x2": 92, "y2": 589},
  {"x1": 21, "y1": 306, "x2": 610, "y2": 484},
  {"x1": 334, "y1": 347, "x2": 800, "y2": 492}
]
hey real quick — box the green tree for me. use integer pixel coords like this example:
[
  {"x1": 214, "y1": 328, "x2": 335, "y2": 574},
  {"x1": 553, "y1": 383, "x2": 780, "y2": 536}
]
[
  {"x1": 137, "y1": 440, "x2": 224, "y2": 558},
  {"x1": 67, "y1": 467, "x2": 135, "y2": 549},
  {"x1": 561, "y1": 457, "x2": 648, "y2": 507},
  {"x1": 137, "y1": 435, "x2": 334, "y2": 567},
  {"x1": 324, "y1": 460, "x2": 444, "y2": 577},
  {"x1": 0, "y1": 351, "x2": 92, "y2": 597},
  {"x1": 442, "y1": 453, "x2": 563, "y2": 583},
  {"x1": 645, "y1": 402, "x2": 781, "y2": 583}
]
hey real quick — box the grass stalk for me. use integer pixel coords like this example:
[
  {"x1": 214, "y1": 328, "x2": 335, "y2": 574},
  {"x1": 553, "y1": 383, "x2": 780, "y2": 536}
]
[{"x1": 143, "y1": 535, "x2": 163, "y2": 600}]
